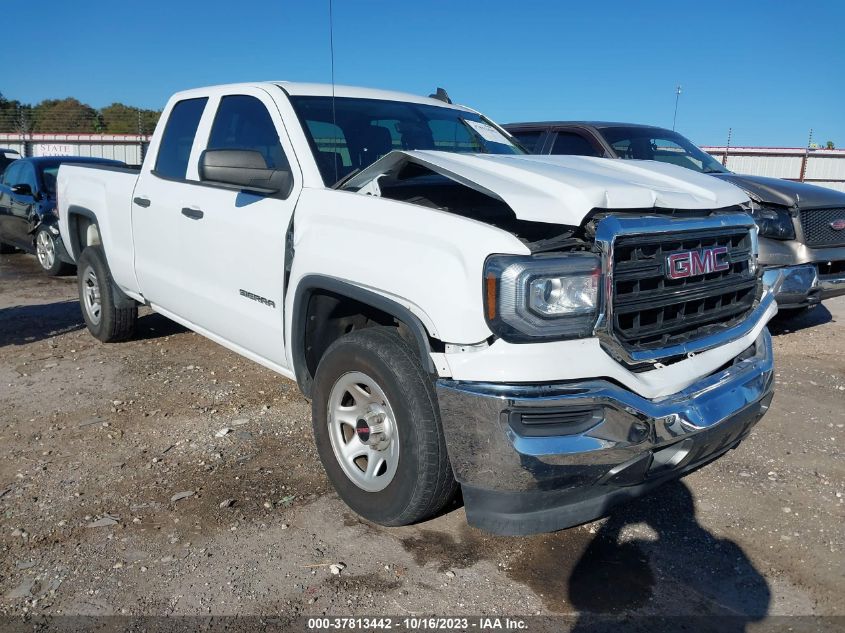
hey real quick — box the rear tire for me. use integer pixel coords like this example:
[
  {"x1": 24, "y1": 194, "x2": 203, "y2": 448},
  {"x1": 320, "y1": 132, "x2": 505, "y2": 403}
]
[
  {"x1": 77, "y1": 246, "x2": 137, "y2": 342},
  {"x1": 312, "y1": 327, "x2": 458, "y2": 526},
  {"x1": 35, "y1": 228, "x2": 73, "y2": 276}
]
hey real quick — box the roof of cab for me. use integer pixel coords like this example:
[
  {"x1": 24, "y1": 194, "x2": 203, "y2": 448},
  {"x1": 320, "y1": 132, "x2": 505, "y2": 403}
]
[
  {"x1": 168, "y1": 81, "x2": 473, "y2": 112},
  {"x1": 505, "y1": 121, "x2": 669, "y2": 131}
]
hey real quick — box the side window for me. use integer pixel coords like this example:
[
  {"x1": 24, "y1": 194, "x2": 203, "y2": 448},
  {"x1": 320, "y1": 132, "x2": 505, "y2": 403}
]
[
  {"x1": 154, "y1": 97, "x2": 208, "y2": 179},
  {"x1": 511, "y1": 130, "x2": 544, "y2": 153},
  {"x1": 551, "y1": 131, "x2": 602, "y2": 157},
  {"x1": 207, "y1": 95, "x2": 290, "y2": 171},
  {"x1": 18, "y1": 163, "x2": 38, "y2": 192},
  {"x1": 2, "y1": 161, "x2": 22, "y2": 186}
]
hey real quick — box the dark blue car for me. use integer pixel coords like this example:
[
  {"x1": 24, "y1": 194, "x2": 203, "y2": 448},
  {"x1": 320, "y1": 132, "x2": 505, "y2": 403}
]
[{"x1": 0, "y1": 156, "x2": 123, "y2": 274}]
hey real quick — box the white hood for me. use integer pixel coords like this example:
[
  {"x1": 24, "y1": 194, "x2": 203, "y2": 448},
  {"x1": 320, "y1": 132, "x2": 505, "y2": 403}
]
[{"x1": 343, "y1": 151, "x2": 750, "y2": 225}]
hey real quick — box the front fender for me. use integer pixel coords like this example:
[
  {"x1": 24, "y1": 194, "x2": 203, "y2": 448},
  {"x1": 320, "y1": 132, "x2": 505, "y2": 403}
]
[{"x1": 286, "y1": 187, "x2": 530, "y2": 348}]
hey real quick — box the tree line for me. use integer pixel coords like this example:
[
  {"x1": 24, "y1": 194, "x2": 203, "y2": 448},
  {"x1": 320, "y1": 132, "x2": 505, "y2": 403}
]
[{"x1": 0, "y1": 93, "x2": 161, "y2": 135}]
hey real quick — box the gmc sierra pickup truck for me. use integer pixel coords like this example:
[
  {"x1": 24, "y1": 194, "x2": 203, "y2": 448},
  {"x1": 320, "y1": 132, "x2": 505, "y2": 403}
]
[{"x1": 58, "y1": 82, "x2": 776, "y2": 535}]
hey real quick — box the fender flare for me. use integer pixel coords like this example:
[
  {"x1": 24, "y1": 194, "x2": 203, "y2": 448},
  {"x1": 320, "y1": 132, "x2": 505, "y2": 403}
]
[
  {"x1": 291, "y1": 274, "x2": 436, "y2": 396},
  {"x1": 65, "y1": 206, "x2": 99, "y2": 260}
]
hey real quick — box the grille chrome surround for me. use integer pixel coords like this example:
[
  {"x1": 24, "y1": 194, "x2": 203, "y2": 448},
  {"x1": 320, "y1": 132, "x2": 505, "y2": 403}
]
[
  {"x1": 593, "y1": 213, "x2": 767, "y2": 366},
  {"x1": 799, "y1": 208, "x2": 845, "y2": 247}
]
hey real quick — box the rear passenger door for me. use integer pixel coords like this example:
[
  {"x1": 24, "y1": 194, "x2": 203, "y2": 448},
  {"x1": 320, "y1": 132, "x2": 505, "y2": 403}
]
[
  {"x1": 171, "y1": 89, "x2": 301, "y2": 368},
  {"x1": 133, "y1": 96, "x2": 209, "y2": 310}
]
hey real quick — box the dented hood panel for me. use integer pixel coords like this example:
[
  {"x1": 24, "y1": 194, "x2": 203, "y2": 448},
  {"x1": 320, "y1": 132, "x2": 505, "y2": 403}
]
[
  {"x1": 712, "y1": 172, "x2": 845, "y2": 209},
  {"x1": 343, "y1": 151, "x2": 750, "y2": 225}
]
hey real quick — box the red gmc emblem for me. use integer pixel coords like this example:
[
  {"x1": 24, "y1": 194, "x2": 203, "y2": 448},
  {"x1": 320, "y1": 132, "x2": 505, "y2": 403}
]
[
  {"x1": 830, "y1": 219, "x2": 845, "y2": 231},
  {"x1": 666, "y1": 246, "x2": 730, "y2": 280}
]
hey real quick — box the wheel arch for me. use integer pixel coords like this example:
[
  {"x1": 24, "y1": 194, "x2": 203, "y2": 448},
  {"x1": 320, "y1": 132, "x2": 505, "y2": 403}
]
[
  {"x1": 291, "y1": 275, "x2": 438, "y2": 398},
  {"x1": 65, "y1": 206, "x2": 101, "y2": 261}
]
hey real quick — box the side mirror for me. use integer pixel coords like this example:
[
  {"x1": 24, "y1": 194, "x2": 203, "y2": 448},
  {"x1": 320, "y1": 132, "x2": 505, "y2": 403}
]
[
  {"x1": 199, "y1": 149, "x2": 291, "y2": 196},
  {"x1": 11, "y1": 183, "x2": 33, "y2": 196}
]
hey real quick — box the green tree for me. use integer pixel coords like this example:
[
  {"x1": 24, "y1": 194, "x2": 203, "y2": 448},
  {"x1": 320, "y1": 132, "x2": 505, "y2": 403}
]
[
  {"x1": 100, "y1": 103, "x2": 161, "y2": 134},
  {"x1": 0, "y1": 92, "x2": 32, "y2": 133},
  {"x1": 31, "y1": 98, "x2": 101, "y2": 133},
  {"x1": 826, "y1": 141, "x2": 836, "y2": 150}
]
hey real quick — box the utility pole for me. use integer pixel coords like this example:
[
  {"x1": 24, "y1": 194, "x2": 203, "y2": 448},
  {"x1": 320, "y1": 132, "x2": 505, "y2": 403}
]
[
  {"x1": 672, "y1": 85, "x2": 682, "y2": 131},
  {"x1": 723, "y1": 127, "x2": 732, "y2": 167},
  {"x1": 15, "y1": 105, "x2": 32, "y2": 157},
  {"x1": 800, "y1": 129, "x2": 813, "y2": 182}
]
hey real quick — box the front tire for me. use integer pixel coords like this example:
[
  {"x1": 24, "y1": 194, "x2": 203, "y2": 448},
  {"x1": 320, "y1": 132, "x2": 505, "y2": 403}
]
[
  {"x1": 312, "y1": 328, "x2": 457, "y2": 526},
  {"x1": 35, "y1": 228, "x2": 73, "y2": 276},
  {"x1": 77, "y1": 246, "x2": 137, "y2": 342}
]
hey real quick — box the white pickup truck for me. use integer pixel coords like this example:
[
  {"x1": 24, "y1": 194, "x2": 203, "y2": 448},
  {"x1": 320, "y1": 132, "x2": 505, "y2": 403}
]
[{"x1": 58, "y1": 82, "x2": 776, "y2": 535}]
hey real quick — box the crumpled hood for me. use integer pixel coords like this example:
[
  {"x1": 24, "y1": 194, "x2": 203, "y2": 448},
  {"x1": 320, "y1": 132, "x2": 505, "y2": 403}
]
[
  {"x1": 712, "y1": 173, "x2": 845, "y2": 209},
  {"x1": 344, "y1": 151, "x2": 750, "y2": 225}
]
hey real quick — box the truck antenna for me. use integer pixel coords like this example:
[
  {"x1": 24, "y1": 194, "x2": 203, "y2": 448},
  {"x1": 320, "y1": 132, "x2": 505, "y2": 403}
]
[{"x1": 329, "y1": 0, "x2": 338, "y2": 184}]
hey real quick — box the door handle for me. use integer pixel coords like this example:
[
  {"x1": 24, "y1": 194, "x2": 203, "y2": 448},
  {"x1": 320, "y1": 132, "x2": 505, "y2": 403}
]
[
  {"x1": 133, "y1": 196, "x2": 151, "y2": 207},
  {"x1": 181, "y1": 207, "x2": 204, "y2": 220}
]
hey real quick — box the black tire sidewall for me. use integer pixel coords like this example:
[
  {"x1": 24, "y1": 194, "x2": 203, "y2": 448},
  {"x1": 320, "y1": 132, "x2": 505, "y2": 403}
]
[
  {"x1": 312, "y1": 330, "x2": 439, "y2": 525},
  {"x1": 77, "y1": 246, "x2": 115, "y2": 341}
]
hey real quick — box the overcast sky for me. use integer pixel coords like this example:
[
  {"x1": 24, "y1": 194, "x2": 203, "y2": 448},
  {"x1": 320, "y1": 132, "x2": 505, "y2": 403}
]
[{"x1": 4, "y1": 0, "x2": 843, "y2": 147}]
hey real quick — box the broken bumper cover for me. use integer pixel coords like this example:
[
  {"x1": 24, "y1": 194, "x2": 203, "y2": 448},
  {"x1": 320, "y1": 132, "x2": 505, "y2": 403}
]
[{"x1": 436, "y1": 330, "x2": 774, "y2": 536}]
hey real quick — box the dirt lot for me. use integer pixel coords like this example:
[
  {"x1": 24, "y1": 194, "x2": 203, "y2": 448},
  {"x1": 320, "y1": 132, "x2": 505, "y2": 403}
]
[{"x1": 0, "y1": 252, "x2": 842, "y2": 627}]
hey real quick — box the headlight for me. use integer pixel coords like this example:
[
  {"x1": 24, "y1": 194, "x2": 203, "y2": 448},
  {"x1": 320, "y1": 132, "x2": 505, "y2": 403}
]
[
  {"x1": 751, "y1": 204, "x2": 795, "y2": 240},
  {"x1": 484, "y1": 253, "x2": 601, "y2": 342}
]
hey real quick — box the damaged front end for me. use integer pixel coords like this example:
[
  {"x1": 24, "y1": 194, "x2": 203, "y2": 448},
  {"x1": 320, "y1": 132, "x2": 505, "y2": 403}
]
[{"x1": 340, "y1": 151, "x2": 584, "y2": 253}]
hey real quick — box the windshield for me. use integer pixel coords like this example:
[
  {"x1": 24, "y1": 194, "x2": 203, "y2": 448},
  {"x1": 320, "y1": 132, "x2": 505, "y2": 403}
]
[
  {"x1": 289, "y1": 96, "x2": 523, "y2": 185},
  {"x1": 601, "y1": 126, "x2": 728, "y2": 174}
]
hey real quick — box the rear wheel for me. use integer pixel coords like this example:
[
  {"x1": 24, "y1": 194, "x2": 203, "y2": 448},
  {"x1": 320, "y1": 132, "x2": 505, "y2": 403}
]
[
  {"x1": 35, "y1": 228, "x2": 73, "y2": 276},
  {"x1": 77, "y1": 246, "x2": 137, "y2": 342},
  {"x1": 312, "y1": 328, "x2": 457, "y2": 526}
]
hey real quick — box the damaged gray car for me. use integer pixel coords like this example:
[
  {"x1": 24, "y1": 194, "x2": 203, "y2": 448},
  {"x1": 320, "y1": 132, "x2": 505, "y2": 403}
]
[{"x1": 504, "y1": 121, "x2": 845, "y2": 313}]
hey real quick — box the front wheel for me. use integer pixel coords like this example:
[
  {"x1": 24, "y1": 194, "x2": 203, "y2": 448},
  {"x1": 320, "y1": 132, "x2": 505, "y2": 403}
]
[
  {"x1": 312, "y1": 328, "x2": 458, "y2": 526},
  {"x1": 77, "y1": 246, "x2": 137, "y2": 342},
  {"x1": 35, "y1": 228, "x2": 73, "y2": 276}
]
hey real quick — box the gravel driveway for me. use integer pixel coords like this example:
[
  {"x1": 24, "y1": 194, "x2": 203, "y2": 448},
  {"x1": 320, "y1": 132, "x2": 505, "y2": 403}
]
[{"x1": 0, "y1": 252, "x2": 842, "y2": 628}]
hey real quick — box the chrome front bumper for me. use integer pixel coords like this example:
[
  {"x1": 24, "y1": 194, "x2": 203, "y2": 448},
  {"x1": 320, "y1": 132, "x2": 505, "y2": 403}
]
[
  {"x1": 436, "y1": 330, "x2": 774, "y2": 535},
  {"x1": 763, "y1": 262, "x2": 845, "y2": 308}
]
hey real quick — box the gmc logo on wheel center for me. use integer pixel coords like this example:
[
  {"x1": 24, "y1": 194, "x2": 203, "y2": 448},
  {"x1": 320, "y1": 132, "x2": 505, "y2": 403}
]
[{"x1": 665, "y1": 246, "x2": 731, "y2": 280}]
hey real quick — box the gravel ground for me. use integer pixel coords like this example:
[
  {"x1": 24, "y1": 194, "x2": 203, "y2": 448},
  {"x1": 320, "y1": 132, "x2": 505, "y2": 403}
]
[{"x1": 0, "y1": 252, "x2": 842, "y2": 626}]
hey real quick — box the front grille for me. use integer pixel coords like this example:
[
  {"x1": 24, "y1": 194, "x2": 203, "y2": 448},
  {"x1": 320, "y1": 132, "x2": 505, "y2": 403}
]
[
  {"x1": 799, "y1": 208, "x2": 845, "y2": 247},
  {"x1": 612, "y1": 228, "x2": 760, "y2": 352}
]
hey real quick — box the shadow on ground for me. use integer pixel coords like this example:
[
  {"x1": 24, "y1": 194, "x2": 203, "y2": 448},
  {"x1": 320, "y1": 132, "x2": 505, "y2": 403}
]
[
  {"x1": 0, "y1": 300, "x2": 85, "y2": 347},
  {"x1": 0, "y1": 302, "x2": 187, "y2": 348},
  {"x1": 133, "y1": 311, "x2": 188, "y2": 340},
  {"x1": 769, "y1": 304, "x2": 833, "y2": 335},
  {"x1": 400, "y1": 481, "x2": 769, "y2": 631},
  {"x1": 566, "y1": 481, "x2": 770, "y2": 632}
]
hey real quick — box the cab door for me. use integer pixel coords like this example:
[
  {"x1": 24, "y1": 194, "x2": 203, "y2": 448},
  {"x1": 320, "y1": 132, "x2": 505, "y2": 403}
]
[
  {"x1": 168, "y1": 89, "x2": 302, "y2": 368},
  {"x1": 5, "y1": 162, "x2": 39, "y2": 246},
  {"x1": 132, "y1": 96, "x2": 209, "y2": 310}
]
